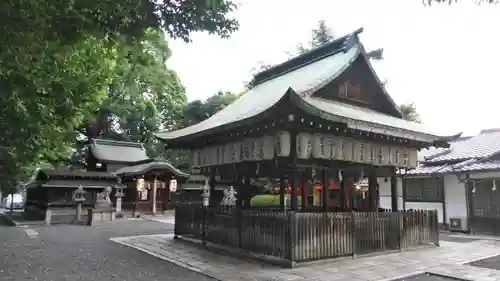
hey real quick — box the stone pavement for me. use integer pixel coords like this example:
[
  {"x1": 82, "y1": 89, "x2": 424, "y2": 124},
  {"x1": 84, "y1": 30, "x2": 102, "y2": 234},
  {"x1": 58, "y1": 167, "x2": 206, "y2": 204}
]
[
  {"x1": 140, "y1": 213, "x2": 175, "y2": 225},
  {"x1": 111, "y1": 233, "x2": 500, "y2": 281}
]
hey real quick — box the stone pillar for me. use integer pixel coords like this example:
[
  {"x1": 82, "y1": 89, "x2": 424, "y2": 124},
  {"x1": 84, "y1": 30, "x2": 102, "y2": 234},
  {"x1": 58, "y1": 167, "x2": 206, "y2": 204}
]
[
  {"x1": 152, "y1": 177, "x2": 157, "y2": 215},
  {"x1": 45, "y1": 209, "x2": 52, "y2": 225},
  {"x1": 76, "y1": 203, "x2": 82, "y2": 221}
]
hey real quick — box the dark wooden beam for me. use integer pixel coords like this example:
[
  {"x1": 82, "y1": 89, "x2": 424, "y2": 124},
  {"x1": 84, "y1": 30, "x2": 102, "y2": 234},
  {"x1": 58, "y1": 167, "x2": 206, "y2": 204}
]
[{"x1": 390, "y1": 168, "x2": 398, "y2": 212}]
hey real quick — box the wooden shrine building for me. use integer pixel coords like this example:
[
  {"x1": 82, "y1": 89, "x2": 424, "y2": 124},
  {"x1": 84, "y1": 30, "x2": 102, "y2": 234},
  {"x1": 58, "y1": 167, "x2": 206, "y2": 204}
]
[
  {"x1": 157, "y1": 28, "x2": 451, "y2": 266},
  {"x1": 87, "y1": 139, "x2": 189, "y2": 215},
  {"x1": 24, "y1": 169, "x2": 122, "y2": 224}
]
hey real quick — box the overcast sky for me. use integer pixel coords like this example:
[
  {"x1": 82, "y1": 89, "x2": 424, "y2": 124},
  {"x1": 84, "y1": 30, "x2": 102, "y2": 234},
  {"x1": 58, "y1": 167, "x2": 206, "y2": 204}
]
[{"x1": 167, "y1": 0, "x2": 500, "y2": 136}]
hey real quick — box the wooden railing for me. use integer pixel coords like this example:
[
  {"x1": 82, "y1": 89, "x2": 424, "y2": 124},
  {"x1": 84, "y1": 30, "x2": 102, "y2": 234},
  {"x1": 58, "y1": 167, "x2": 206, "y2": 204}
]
[{"x1": 174, "y1": 203, "x2": 439, "y2": 264}]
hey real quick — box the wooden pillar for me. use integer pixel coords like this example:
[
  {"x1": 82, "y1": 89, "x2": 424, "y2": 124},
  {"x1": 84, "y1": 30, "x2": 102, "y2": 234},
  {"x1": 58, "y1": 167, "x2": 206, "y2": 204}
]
[
  {"x1": 321, "y1": 169, "x2": 328, "y2": 212},
  {"x1": 279, "y1": 174, "x2": 286, "y2": 211},
  {"x1": 290, "y1": 131, "x2": 298, "y2": 211},
  {"x1": 152, "y1": 176, "x2": 158, "y2": 215},
  {"x1": 209, "y1": 167, "x2": 216, "y2": 206},
  {"x1": 401, "y1": 172, "x2": 407, "y2": 211},
  {"x1": 390, "y1": 169, "x2": 398, "y2": 212},
  {"x1": 368, "y1": 170, "x2": 377, "y2": 211},
  {"x1": 242, "y1": 176, "x2": 250, "y2": 209},
  {"x1": 300, "y1": 169, "x2": 308, "y2": 210},
  {"x1": 339, "y1": 170, "x2": 347, "y2": 211},
  {"x1": 350, "y1": 172, "x2": 357, "y2": 211}
]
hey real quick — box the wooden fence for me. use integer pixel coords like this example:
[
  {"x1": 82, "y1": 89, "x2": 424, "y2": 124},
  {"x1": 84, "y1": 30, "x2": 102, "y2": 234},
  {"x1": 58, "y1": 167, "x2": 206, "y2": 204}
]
[{"x1": 174, "y1": 203, "x2": 439, "y2": 264}]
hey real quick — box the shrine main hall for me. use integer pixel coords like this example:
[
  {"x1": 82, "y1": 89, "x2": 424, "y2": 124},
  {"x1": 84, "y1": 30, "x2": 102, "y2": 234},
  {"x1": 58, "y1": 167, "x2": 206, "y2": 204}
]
[{"x1": 156, "y1": 28, "x2": 452, "y2": 266}]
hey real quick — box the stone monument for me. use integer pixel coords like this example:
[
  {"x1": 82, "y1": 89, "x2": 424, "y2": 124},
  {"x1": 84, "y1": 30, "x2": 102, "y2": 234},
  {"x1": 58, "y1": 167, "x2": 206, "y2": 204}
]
[
  {"x1": 88, "y1": 186, "x2": 116, "y2": 225},
  {"x1": 221, "y1": 186, "x2": 237, "y2": 206}
]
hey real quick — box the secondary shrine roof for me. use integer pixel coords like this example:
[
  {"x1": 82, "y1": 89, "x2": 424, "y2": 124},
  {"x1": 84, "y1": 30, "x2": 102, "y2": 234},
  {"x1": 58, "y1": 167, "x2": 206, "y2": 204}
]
[
  {"x1": 114, "y1": 160, "x2": 189, "y2": 178},
  {"x1": 156, "y1": 28, "x2": 446, "y2": 144},
  {"x1": 90, "y1": 139, "x2": 149, "y2": 164}
]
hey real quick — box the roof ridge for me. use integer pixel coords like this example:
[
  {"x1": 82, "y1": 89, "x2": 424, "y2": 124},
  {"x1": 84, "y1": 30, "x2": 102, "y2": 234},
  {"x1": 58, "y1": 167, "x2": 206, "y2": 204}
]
[
  {"x1": 93, "y1": 138, "x2": 144, "y2": 149},
  {"x1": 252, "y1": 28, "x2": 364, "y2": 86}
]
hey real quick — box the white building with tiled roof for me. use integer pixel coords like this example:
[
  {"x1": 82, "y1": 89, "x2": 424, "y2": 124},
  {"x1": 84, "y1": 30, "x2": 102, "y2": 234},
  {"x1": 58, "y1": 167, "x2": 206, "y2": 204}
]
[{"x1": 379, "y1": 129, "x2": 500, "y2": 235}]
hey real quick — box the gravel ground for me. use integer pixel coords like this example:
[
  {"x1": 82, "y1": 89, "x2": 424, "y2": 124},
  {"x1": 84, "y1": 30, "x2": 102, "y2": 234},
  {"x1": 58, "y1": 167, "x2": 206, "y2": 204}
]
[{"x1": 0, "y1": 220, "x2": 215, "y2": 281}]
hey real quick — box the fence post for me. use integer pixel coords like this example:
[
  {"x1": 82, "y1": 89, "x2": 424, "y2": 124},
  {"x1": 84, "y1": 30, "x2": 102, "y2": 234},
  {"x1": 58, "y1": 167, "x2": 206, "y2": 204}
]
[
  {"x1": 174, "y1": 204, "x2": 179, "y2": 239},
  {"x1": 434, "y1": 210, "x2": 440, "y2": 247},
  {"x1": 351, "y1": 211, "x2": 357, "y2": 259},
  {"x1": 202, "y1": 205, "x2": 207, "y2": 246},
  {"x1": 287, "y1": 211, "x2": 296, "y2": 267},
  {"x1": 237, "y1": 207, "x2": 243, "y2": 249},
  {"x1": 398, "y1": 211, "x2": 403, "y2": 251}
]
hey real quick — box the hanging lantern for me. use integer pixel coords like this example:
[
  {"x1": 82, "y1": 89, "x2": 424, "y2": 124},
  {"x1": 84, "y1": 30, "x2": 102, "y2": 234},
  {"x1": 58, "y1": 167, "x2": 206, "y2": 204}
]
[
  {"x1": 262, "y1": 135, "x2": 275, "y2": 160},
  {"x1": 493, "y1": 180, "x2": 497, "y2": 191},
  {"x1": 136, "y1": 178, "x2": 145, "y2": 192},
  {"x1": 312, "y1": 133, "x2": 327, "y2": 159},
  {"x1": 342, "y1": 138, "x2": 353, "y2": 161},
  {"x1": 191, "y1": 150, "x2": 201, "y2": 167},
  {"x1": 338, "y1": 170, "x2": 343, "y2": 182},
  {"x1": 217, "y1": 145, "x2": 225, "y2": 165},
  {"x1": 242, "y1": 139, "x2": 251, "y2": 161},
  {"x1": 296, "y1": 132, "x2": 313, "y2": 159},
  {"x1": 325, "y1": 135, "x2": 335, "y2": 159},
  {"x1": 276, "y1": 131, "x2": 291, "y2": 157},
  {"x1": 233, "y1": 142, "x2": 242, "y2": 163},
  {"x1": 408, "y1": 149, "x2": 418, "y2": 169},
  {"x1": 472, "y1": 181, "x2": 476, "y2": 194},
  {"x1": 252, "y1": 138, "x2": 261, "y2": 160}
]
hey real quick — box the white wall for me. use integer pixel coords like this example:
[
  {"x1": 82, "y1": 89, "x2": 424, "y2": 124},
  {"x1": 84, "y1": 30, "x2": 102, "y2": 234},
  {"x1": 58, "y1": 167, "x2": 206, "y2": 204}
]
[
  {"x1": 378, "y1": 177, "x2": 403, "y2": 210},
  {"x1": 443, "y1": 174, "x2": 467, "y2": 224},
  {"x1": 377, "y1": 177, "x2": 444, "y2": 223}
]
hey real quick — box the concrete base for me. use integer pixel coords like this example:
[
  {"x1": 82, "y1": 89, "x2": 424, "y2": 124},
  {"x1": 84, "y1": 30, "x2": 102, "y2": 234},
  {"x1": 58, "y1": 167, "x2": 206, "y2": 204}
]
[{"x1": 87, "y1": 208, "x2": 116, "y2": 226}]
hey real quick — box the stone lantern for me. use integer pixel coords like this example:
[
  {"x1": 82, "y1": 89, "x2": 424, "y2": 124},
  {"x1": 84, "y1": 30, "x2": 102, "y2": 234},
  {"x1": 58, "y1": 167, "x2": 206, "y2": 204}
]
[
  {"x1": 114, "y1": 179, "x2": 125, "y2": 215},
  {"x1": 201, "y1": 180, "x2": 210, "y2": 207},
  {"x1": 72, "y1": 185, "x2": 87, "y2": 222}
]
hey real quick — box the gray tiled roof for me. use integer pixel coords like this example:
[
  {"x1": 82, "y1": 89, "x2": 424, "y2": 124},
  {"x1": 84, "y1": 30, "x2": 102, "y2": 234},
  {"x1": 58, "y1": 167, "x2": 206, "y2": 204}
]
[
  {"x1": 114, "y1": 161, "x2": 189, "y2": 178},
  {"x1": 403, "y1": 164, "x2": 448, "y2": 176},
  {"x1": 405, "y1": 131, "x2": 500, "y2": 175},
  {"x1": 298, "y1": 96, "x2": 441, "y2": 140},
  {"x1": 155, "y1": 30, "x2": 445, "y2": 143},
  {"x1": 424, "y1": 131, "x2": 500, "y2": 164},
  {"x1": 41, "y1": 180, "x2": 121, "y2": 189},
  {"x1": 38, "y1": 169, "x2": 118, "y2": 180},
  {"x1": 90, "y1": 139, "x2": 149, "y2": 164},
  {"x1": 156, "y1": 39, "x2": 360, "y2": 141}
]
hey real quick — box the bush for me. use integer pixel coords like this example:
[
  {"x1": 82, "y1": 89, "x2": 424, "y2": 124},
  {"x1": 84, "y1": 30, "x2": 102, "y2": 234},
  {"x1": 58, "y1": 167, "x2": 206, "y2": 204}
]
[{"x1": 250, "y1": 194, "x2": 302, "y2": 208}]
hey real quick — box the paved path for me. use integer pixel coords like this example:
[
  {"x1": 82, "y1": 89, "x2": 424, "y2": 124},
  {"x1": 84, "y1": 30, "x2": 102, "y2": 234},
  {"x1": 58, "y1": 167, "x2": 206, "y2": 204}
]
[
  {"x1": 141, "y1": 214, "x2": 175, "y2": 225},
  {"x1": 0, "y1": 221, "x2": 214, "y2": 281},
  {"x1": 111, "y1": 234, "x2": 500, "y2": 281}
]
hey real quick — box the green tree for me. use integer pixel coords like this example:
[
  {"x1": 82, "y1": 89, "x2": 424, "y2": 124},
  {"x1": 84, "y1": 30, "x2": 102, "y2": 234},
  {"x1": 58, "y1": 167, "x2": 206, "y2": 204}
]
[
  {"x1": 0, "y1": 1, "x2": 239, "y2": 192},
  {"x1": 182, "y1": 91, "x2": 241, "y2": 127},
  {"x1": 77, "y1": 29, "x2": 187, "y2": 159},
  {"x1": 398, "y1": 103, "x2": 421, "y2": 123},
  {"x1": 295, "y1": 20, "x2": 384, "y2": 60}
]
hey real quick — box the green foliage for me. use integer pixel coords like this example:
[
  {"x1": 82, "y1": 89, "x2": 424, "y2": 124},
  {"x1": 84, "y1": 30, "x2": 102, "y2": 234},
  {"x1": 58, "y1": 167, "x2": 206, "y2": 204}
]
[
  {"x1": 250, "y1": 194, "x2": 302, "y2": 207},
  {"x1": 399, "y1": 103, "x2": 421, "y2": 123},
  {"x1": 182, "y1": 91, "x2": 241, "y2": 127},
  {"x1": 0, "y1": 1, "x2": 239, "y2": 187},
  {"x1": 0, "y1": 0, "x2": 239, "y2": 44},
  {"x1": 78, "y1": 29, "x2": 188, "y2": 159}
]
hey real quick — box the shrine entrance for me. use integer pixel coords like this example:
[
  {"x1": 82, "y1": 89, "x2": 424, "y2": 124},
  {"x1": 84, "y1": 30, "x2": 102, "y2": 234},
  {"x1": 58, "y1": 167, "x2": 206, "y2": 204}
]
[{"x1": 156, "y1": 29, "x2": 449, "y2": 267}]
